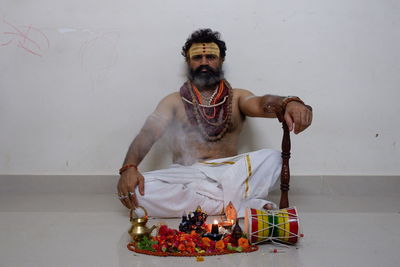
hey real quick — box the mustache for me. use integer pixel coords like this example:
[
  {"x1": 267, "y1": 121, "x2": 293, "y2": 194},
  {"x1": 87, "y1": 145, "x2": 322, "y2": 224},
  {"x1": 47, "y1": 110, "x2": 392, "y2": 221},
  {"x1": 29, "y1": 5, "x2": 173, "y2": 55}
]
[{"x1": 192, "y1": 65, "x2": 218, "y2": 75}]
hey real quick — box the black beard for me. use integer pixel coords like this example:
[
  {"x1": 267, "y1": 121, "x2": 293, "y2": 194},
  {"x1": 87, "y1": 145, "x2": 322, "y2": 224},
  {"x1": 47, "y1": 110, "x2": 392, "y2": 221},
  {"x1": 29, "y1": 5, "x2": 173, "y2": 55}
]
[{"x1": 188, "y1": 65, "x2": 224, "y2": 88}]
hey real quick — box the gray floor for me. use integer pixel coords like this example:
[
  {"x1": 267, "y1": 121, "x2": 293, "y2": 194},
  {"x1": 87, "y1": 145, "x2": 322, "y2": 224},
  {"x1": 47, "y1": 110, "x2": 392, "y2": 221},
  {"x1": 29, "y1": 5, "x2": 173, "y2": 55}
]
[{"x1": 0, "y1": 175, "x2": 399, "y2": 267}]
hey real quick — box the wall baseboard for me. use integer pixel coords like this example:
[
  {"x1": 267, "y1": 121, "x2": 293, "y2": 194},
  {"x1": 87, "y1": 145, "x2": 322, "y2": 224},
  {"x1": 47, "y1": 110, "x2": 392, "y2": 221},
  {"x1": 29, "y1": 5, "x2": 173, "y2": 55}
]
[
  {"x1": 1, "y1": 175, "x2": 399, "y2": 195},
  {"x1": 0, "y1": 175, "x2": 118, "y2": 194}
]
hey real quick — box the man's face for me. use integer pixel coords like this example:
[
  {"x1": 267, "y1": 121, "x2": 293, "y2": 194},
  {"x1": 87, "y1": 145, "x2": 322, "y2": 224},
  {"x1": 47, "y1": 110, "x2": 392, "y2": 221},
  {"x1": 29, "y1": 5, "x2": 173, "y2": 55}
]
[{"x1": 187, "y1": 43, "x2": 224, "y2": 88}]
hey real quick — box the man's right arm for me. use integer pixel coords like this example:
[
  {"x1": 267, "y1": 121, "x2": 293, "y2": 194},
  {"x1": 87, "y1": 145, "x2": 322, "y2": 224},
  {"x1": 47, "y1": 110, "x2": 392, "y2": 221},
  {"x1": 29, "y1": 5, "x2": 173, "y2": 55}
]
[{"x1": 117, "y1": 93, "x2": 177, "y2": 209}]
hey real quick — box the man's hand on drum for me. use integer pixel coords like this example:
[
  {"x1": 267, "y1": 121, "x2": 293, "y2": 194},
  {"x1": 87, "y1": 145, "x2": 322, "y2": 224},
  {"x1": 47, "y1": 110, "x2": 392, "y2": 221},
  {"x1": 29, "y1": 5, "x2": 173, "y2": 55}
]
[
  {"x1": 284, "y1": 102, "x2": 313, "y2": 135},
  {"x1": 117, "y1": 168, "x2": 145, "y2": 209}
]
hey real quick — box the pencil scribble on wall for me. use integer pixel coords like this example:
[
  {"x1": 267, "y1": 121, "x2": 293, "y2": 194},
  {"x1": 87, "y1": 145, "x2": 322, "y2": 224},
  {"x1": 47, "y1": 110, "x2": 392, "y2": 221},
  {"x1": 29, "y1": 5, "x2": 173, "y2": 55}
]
[{"x1": 1, "y1": 18, "x2": 50, "y2": 57}]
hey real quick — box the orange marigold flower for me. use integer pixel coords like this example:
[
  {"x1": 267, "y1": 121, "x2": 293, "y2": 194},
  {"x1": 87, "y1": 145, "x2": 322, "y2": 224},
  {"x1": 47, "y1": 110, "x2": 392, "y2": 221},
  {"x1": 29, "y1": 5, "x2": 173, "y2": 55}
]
[
  {"x1": 190, "y1": 230, "x2": 199, "y2": 237},
  {"x1": 178, "y1": 243, "x2": 186, "y2": 251},
  {"x1": 180, "y1": 234, "x2": 188, "y2": 242},
  {"x1": 215, "y1": 240, "x2": 225, "y2": 250},
  {"x1": 202, "y1": 237, "x2": 211, "y2": 247},
  {"x1": 186, "y1": 241, "x2": 196, "y2": 248},
  {"x1": 238, "y1": 237, "x2": 249, "y2": 249}
]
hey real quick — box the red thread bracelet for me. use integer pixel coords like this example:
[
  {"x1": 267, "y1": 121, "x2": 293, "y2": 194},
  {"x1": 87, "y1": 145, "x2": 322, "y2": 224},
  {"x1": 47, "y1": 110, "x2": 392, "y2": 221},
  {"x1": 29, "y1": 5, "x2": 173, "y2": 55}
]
[{"x1": 119, "y1": 164, "x2": 138, "y2": 175}]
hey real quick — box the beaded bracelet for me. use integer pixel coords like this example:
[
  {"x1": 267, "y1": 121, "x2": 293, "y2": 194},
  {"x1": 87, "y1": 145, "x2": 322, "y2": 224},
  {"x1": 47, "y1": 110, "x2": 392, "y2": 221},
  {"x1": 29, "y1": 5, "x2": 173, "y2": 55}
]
[
  {"x1": 119, "y1": 164, "x2": 138, "y2": 175},
  {"x1": 282, "y1": 96, "x2": 304, "y2": 109}
]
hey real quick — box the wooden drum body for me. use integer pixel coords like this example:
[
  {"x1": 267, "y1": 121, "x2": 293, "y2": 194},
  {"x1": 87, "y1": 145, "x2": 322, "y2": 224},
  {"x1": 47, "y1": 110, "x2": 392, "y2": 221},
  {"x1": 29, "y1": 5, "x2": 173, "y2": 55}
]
[{"x1": 244, "y1": 207, "x2": 301, "y2": 245}]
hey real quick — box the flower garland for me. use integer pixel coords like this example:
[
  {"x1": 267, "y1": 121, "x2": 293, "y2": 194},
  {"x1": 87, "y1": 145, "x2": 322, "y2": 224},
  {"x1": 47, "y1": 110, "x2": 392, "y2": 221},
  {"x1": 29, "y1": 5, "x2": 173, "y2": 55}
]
[{"x1": 127, "y1": 225, "x2": 258, "y2": 257}]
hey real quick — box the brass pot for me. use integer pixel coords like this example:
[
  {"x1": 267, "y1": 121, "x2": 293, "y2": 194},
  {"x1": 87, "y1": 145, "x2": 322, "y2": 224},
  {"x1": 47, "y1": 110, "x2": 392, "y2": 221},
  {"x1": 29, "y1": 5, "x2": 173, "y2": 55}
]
[{"x1": 128, "y1": 206, "x2": 156, "y2": 242}]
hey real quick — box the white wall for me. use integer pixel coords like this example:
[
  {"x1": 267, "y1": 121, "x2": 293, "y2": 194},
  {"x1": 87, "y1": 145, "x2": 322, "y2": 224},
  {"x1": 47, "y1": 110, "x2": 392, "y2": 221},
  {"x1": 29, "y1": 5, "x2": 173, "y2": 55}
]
[{"x1": 1, "y1": 0, "x2": 399, "y2": 175}]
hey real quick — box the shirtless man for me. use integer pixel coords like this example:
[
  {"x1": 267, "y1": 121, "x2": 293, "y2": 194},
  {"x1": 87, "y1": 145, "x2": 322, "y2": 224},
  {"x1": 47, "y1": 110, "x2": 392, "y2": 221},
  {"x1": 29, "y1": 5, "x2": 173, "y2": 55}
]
[{"x1": 117, "y1": 29, "x2": 312, "y2": 217}]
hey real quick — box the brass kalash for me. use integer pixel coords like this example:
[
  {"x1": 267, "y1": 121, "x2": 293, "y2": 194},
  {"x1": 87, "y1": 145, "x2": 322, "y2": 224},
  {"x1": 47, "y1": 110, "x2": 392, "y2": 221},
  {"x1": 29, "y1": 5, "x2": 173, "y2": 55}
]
[{"x1": 128, "y1": 206, "x2": 156, "y2": 242}]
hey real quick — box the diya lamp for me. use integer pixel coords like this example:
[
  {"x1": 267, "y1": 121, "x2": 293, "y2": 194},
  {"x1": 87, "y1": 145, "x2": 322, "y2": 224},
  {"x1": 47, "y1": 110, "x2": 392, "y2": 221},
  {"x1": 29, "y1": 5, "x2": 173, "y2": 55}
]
[
  {"x1": 219, "y1": 219, "x2": 234, "y2": 231},
  {"x1": 220, "y1": 201, "x2": 237, "y2": 231}
]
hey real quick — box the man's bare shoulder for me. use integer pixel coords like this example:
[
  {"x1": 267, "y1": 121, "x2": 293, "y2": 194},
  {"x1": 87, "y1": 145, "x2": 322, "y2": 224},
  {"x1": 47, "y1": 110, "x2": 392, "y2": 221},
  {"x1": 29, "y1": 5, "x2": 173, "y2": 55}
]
[
  {"x1": 157, "y1": 92, "x2": 181, "y2": 107},
  {"x1": 162, "y1": 91, "x2": 181, "y2": 101},
  {"x1": 151, "y1": 92, "x2": 182, "y2": 119}
]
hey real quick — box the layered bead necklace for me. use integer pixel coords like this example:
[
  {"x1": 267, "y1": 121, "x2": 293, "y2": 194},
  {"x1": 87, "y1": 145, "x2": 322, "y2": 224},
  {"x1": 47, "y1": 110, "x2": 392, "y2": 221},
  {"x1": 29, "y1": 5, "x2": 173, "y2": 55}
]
[
  {"x1": 182, "y1": 80, "x2": 232, "y2": 141},
  {"x1": 192, "y1": 82, "x2": 224, "y2": 119}
]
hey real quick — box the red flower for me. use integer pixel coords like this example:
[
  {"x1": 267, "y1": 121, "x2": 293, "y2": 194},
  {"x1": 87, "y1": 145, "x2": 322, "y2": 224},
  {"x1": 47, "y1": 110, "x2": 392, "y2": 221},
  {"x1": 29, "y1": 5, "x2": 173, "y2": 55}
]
[
  {"x1": 158, "y1": 225, "x2": 169, "y2": 236},
  {"x1": 222, "y1": 235, "x2": 232, "y2": 245}
]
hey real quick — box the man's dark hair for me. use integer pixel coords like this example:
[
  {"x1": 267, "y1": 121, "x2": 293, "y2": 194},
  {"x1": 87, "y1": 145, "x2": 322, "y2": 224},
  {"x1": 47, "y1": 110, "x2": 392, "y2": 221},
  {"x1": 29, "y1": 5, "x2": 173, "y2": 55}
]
[{"x1": 181, "y1": 28, "x2": 227, "y2": 60}]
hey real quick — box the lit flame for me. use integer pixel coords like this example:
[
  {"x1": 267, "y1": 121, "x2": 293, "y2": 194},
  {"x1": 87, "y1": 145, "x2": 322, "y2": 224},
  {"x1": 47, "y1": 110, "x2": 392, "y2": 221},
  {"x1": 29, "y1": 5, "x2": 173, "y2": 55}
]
[{"x1": 213, "y1": 220, "x2": 218, "y2": 224}]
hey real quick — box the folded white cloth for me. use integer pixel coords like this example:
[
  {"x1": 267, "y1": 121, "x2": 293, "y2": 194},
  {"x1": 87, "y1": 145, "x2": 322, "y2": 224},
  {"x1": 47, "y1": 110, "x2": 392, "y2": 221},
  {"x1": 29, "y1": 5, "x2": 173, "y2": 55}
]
[{"x1": 136, "y1": 149, "x2": 282, "y2": 218}]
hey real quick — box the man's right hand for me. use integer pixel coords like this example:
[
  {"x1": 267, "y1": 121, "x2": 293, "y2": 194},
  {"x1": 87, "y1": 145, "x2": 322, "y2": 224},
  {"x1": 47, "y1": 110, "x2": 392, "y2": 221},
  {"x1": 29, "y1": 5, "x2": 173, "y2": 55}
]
[{"x1": 117, "y1": 168, "x2": 145, "y2": 209}]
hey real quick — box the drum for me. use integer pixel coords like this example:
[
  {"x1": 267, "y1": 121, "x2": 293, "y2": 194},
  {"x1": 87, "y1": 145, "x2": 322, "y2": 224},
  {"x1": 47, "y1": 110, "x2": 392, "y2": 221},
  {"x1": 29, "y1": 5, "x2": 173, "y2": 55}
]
[{"x1": 244, "y1": 207, "x2": 301, "y2": 245}]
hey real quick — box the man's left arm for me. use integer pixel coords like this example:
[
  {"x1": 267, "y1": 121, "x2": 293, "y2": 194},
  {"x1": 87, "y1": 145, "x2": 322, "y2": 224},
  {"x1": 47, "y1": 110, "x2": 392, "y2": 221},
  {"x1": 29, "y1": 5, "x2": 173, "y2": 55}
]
[{"x1": 237, "y1": 89, "x2": 313, "y2": 134}]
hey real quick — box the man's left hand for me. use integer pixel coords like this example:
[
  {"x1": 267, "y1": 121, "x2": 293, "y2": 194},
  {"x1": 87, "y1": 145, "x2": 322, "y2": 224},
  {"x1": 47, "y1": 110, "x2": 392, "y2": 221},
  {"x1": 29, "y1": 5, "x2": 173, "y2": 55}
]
[{"x1": 284, "y1": 102, "x2": 313, "y2": 134}]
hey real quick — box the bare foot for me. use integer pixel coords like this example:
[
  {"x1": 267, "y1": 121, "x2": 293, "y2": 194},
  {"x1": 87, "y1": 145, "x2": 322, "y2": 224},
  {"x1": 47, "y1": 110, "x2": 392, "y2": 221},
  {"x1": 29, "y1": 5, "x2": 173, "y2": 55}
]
[{"x1": 263, "y1": 203, "x2": 274, "y2": 210}]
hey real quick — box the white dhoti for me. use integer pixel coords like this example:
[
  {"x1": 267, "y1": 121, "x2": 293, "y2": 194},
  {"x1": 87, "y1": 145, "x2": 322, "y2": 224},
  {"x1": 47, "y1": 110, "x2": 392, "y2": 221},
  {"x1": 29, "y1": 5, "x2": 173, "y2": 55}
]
[{"x1": 136, "y1": 149, "x2": 282, "y2": 218}]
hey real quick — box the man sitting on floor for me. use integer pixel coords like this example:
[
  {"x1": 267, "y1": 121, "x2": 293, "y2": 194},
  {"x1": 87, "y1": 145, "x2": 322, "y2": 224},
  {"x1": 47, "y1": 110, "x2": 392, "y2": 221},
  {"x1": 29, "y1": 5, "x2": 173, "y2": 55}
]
[{"x1": 117, "y1": 29, "x2": 312, "y2": 217}]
